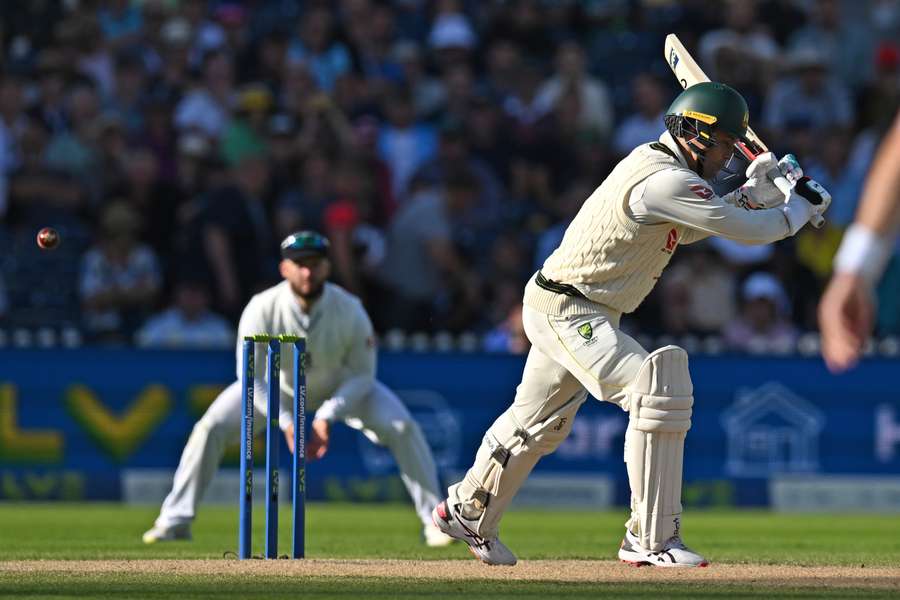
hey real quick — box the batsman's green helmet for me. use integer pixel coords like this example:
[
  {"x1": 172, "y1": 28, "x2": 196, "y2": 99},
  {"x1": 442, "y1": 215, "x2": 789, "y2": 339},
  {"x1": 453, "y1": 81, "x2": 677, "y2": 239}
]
[{"x1": 664, "y1": 82, "x2": 749, "y2": 144}]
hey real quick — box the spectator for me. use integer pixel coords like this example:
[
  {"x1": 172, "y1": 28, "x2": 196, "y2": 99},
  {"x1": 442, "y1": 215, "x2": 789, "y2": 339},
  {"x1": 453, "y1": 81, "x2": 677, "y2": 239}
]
[
  {"x1": 7, "y1": 119, "x2": 85, "y2": 227},
  {"x1": 724, "y1": 272, "x2": 798, "y2": 353},
  {"x1": 699, "y1": 0, "x2": 779, "y2": 103},
  {"x1": 804, "y1": 130, "x2": 869, "y2": 227},
  {"x1": 221, "y1": 84, "x2": 272, "y2": 167},
  {"x1": 153, "y1": 17, "x2": 193, "y2": 102},
  {"x1": 79, "y1": 201, "x2": 162, "y2": 343},
  {"x1": 287, "y1": 6, "x2": 351, "y2": 92},
  {"x1": 795, "y1": 222, "x2": 843, "y2": 283},
  {"x1": 174, "y1": 50, "x2": 235, "y2": 139},
  {"x1": 613, "y1": 74, "x2": 668, "y2": 157},
  {"x1": 197, "y1": 144, "x2": 276, "y2": 319},
  {"x1": 344, "y1": 1, "x2": 403, "y2": 92},
  {"x1": 757, "y1": 0, "x2": 809, "y2": 47},
  {"x1": 0, "y1": 75, "x2": 27, "y2": 218},
  {"x1": 106, "y1": 51, "x2": 148, "y2": 135},
  {"x1": 857, "y1": 42, "x2": 900, "y2": 133},
  {"x1": 113, "y1": 146, "x2": 182, "y2": 269},
  {"x1": 483, "y1": 0, "x2": 554, "y2": 61},
  {"x1": 534, "y1": 40, "x2": 615, "y2": 141},
  {"x1": 659, "y1": 245, "x2": 738, "y2": 336},
  {"x1": 276, "y1": 154, "x2": 334, "y2": 239},
  {"x1": 533, "y1": 179, "x2": 591, "y2": 270},
  {"x1": 377, "y1": 87, "x2": 437, "y2": 200},
  {"x1": 503, "y1": 59, "x2": 547, "y2": 128},
  {"x1": 440, "y1": 63, "x2": 476, "y2": 126},
  {"x1": 98, "y1": 0, "x2": 144, "y2": 50},
  {"x1": 378, "y1": 170, "x2": 482, "y2": 332},
  {"x1": 483, "y1": 304, "x2": 529, "y2": 354},
  {"x1": 68, "y1": 16, "x2": 116, "y2": 98},
  {"x1": 393, "y1": 41, "x2": 445, "y2": 120},
  {"x1": 135, "y1": 277, "x2": 234, "y2": 349},
  {"x1": 410, "y1": 119, "x2": 504, "y2": 227},
  {"x1": 788, "y1": 0, "x2": 873, "y2": 90},
  {"x1": 45, "y1": 81, "x2": 102, "y2": 183},
  {"x1": 762, "y1": 45, "x2": 854, "y2": 147},
  {"x1": 0, "y1": 270, "x2": 7, "y2": 321},
  {"x1": 139, "y1": 99, "x2": 179, "y2": 183},
  {"x1": 93, "y1": 112, "x2": 129, "y2": 196},
  {"x1": 482, "y1": 39, "x2": 523, "y2": 105},
  {"x1": 427, "y1": 11, "x2": 478, "y2": 72},
  {"x1": 30, "y1": 50, "x2": 70, "y2": 135}
]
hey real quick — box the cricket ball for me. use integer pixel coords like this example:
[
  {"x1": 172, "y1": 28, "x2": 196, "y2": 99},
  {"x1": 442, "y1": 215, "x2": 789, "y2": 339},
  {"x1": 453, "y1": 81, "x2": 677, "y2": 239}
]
[{"x1": 36, "y1": 227, "x2": 60, "y2": 250}]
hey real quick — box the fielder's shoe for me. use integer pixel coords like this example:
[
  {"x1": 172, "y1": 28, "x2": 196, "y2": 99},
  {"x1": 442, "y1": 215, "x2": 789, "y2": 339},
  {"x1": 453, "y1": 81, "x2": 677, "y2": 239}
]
[
  {"x1": 422, "y1": 523, "x2": 455, "y2": 547},
  {"x1": 618, "y1": 529, "x2": 708, "y2": 567},
  {"x1": 431, "y1": 500, "x2": 517, "y2": 566},
  {"x1": 142, "y1": 523, "x2": 192, "y2": 544}
]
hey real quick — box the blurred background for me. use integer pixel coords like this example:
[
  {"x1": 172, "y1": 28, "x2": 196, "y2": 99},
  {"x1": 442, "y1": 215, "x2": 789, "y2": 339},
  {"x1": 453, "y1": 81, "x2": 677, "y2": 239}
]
[
  {"x1": 0, "y1": 0, "x2": 898, "y2": 511},
  {"x1": 0, "y1": 0, "x2": 898, "y2": 353}
]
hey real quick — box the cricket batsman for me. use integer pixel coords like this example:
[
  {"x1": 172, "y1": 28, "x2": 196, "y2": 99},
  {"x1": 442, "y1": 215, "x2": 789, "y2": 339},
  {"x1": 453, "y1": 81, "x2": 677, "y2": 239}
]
[
  {"x1": 143, "y1": 231, "x2": 454, "y2": 547},
  {"x1": 432, "y1": 82, "x2": 831, "y2": 566}
]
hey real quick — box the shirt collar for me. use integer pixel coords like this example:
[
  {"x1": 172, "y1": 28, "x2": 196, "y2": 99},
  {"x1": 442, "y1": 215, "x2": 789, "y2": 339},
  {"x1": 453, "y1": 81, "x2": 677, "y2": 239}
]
[{"x1": 658, "y1": 130, "x2": 690, "y2": 168}]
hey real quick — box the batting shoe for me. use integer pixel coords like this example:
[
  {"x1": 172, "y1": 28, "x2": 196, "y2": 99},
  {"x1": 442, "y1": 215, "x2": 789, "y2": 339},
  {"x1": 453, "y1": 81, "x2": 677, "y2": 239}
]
[
  {"x1": 618, "y1": 529, "x2": 708, "y2": 567},
  {"x1": 141, "y1": 523, "x2": 192, "y2": 544},
  {"x1": 431, "y1": 500, "x2": 517, "y2": 566},
  {"x1": 422, "y1": 523, "x2": 455, "y2": 547}
]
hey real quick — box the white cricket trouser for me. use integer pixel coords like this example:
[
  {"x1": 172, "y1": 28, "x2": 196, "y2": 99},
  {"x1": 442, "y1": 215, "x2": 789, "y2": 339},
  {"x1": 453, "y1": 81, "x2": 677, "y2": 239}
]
[
  {"x1": 155, "y1": 380, "x2": 443, "y2": 529},
  {"x1": 449, "y1": 302, "x2": 648, "y2": 537}
]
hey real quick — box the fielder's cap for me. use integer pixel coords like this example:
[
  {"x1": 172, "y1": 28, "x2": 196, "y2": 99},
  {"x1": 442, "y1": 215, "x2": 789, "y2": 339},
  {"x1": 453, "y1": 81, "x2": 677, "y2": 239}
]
[{"x1": 280, "y1": 230, "x2": 330, "y2": 260}]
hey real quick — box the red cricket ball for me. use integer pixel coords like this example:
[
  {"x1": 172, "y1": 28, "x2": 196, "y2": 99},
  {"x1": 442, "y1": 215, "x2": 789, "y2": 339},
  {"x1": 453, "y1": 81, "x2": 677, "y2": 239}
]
[{"x1": 36, "y1": 227, "x2": 60, "y2": 250}]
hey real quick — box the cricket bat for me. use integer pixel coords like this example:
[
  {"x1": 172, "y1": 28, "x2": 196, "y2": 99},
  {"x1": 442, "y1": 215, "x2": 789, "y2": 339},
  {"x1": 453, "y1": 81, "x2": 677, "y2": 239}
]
[{"x1": 663, "y1": 33, "x2": 824, "y2": 227}]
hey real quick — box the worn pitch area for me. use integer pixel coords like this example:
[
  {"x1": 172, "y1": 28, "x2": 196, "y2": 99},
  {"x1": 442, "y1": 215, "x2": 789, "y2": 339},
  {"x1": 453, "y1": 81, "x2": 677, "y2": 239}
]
[{"x1": 3, "y1": 559, "x2": 899, "y2": 590}]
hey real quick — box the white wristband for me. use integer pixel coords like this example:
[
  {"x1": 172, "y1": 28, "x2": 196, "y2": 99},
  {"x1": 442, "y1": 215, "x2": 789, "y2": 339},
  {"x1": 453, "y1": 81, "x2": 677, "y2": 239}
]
[{"x1": 834, "y1": 223, "x2": 891, "y2": 284}]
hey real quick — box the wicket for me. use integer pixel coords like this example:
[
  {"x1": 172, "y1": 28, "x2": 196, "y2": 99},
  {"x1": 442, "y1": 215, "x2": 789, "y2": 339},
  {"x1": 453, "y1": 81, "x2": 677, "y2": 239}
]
[{"x1": 239, "y1": 334, "x2": 307, "y2": 560}]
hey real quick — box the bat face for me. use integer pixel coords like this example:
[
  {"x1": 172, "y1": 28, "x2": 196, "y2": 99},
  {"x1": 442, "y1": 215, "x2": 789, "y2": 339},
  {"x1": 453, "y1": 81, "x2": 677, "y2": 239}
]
[{"x1": 667, "y1": 46, "x2": 688, "y2": 90}]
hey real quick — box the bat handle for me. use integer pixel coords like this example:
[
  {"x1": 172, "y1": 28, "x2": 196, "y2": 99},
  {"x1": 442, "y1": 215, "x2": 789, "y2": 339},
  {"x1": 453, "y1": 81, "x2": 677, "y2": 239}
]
[{"x1": 771, "y1": 172, "x2": 825, "y2": 229}]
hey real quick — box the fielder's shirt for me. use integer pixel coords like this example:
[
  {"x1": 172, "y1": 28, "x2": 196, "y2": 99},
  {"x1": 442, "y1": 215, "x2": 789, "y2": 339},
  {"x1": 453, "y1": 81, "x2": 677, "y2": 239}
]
[{"x1": 236, "y1": 281, "x2": 375, "y2": 429}]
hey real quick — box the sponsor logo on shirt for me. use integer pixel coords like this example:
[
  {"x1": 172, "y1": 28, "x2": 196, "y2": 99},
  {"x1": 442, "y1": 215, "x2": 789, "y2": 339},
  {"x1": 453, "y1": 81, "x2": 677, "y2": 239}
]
[
  {"x1": 663, "y1": 228, "x2": 679, "y2": 254},
  {"x1": 689, "y1": 184, "x2": 714, "y2": 200}
]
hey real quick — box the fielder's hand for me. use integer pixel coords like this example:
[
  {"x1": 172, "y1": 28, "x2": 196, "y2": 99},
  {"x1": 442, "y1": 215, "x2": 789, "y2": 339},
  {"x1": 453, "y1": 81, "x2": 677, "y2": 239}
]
[{"x1": 307, "y1": 418, "x2": 330, "y2": 461}]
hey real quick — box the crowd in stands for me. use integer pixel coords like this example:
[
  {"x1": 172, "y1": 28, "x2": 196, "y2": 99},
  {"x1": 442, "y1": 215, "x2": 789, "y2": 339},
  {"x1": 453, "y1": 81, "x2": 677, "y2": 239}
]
[{"x1": 0, "y1": 0, "x2": 898, "y2": 353}]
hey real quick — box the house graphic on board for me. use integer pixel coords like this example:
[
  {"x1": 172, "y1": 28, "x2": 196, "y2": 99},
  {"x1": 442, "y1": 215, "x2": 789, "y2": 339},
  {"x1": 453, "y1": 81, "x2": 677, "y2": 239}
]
[{"x1": 721, "y1": 382, "x2": 825, "y2": 477}]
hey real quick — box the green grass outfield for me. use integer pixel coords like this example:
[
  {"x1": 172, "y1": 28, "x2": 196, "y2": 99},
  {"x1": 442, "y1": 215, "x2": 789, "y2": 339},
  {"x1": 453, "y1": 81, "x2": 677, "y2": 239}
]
[{"x1": 1, "y1": 503, "x2": 899, "y2": 599}]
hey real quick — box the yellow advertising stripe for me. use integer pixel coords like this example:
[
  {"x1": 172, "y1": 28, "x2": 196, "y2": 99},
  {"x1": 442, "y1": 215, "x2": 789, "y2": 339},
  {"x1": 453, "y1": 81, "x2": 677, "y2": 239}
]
[
  {"x1": 64, "y1": 385, "x2": 171, "y2": 463},
  {"x1": 0, "y1": 384, "x2": 63, "y2": 463}
]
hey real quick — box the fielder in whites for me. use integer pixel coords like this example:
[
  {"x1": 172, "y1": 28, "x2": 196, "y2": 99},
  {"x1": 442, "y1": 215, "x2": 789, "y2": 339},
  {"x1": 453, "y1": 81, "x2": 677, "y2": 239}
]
[
  {"x1": 432, "y1": 82, "x2": 831, "y2": 566},
  {"x1": 144, "y1": 231, "x2": 454, "y2": 547}
]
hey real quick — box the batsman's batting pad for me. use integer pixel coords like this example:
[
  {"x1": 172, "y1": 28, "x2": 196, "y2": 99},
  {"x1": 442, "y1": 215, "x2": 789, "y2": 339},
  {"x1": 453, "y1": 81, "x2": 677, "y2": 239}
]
[
  {"x1": 451, "y1": 390, "x2": 587, "y2": 537},
  {"x1": 623, "y1": 345, "x2": 693, "y2": 552}
]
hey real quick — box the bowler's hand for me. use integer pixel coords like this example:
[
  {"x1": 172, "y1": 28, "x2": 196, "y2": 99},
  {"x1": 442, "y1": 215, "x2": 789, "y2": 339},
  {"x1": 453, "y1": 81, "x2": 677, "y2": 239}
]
[
  {"x1": 819, "y1": 272, "x2": 875, "y2": 373},
  {"x1": 307, "y1": 418, "x2": 330, "y2": 461}
]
